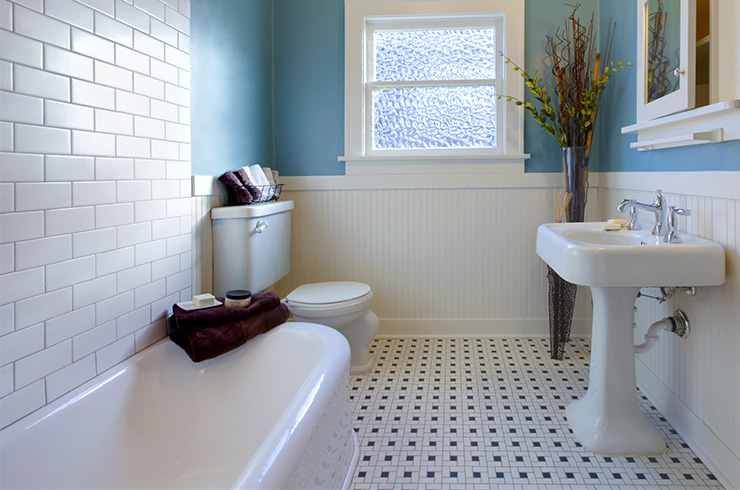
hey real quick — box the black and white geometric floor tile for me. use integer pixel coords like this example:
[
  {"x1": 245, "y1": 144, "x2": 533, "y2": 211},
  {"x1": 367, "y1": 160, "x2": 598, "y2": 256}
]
[{"x1": 349, "y1": 337, "x2": 724, "y2": 490}]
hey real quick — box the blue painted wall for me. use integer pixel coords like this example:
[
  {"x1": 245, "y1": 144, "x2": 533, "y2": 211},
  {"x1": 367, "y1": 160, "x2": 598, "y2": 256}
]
[
  {"x1": 269, "y1": 0, "x2": 602, "y2": 175},
  {"x1": 597, "y1": 0, "x2": 740, "y2": 171},
  {"x1": 190, "y1": 0, "x2": 739, "y2": 176},
  {"x1": 190, "y1": 0, "x2": 274, "y2": 176},
  {"x1": 273, "y1": 0, "x2": 345, "y2": 176}
]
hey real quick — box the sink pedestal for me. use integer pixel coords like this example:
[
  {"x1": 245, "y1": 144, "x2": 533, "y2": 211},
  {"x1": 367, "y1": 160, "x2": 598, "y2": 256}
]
[
  {"x1": 536, "y1": 222, "x2": 725, "y2": 454},
  {"x1": 566, "y1": 286, "x2": 667, "y2": 455}
]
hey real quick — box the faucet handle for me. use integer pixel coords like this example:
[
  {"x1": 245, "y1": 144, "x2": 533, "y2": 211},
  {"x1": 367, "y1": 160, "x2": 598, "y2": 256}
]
[
  {"x1": 669, "y1": 206, "x2": 690, "y2": 217},
  {"x1": 665, "y1": 206, "x2": 691, "y2": 243}
]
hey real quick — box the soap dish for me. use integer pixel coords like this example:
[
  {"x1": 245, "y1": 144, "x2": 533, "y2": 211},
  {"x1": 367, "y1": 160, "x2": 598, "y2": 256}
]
[{"x1": 176, "y1": 299, "x2": 223, "y2": 311}]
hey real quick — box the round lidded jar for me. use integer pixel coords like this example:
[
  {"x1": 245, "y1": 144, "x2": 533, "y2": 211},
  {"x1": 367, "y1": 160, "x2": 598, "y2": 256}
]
[{"x1": 224, "y1": 289, "x2": 251, "y2": 308}]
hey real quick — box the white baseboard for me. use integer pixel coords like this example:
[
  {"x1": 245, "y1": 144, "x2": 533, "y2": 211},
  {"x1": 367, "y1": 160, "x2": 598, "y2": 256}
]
[
  {"x1": 636, "y1": 359, "x2": 740, "y2": 490},
  {"x1": 377, "y1": 318, "x2": 592, "y2": 338}
]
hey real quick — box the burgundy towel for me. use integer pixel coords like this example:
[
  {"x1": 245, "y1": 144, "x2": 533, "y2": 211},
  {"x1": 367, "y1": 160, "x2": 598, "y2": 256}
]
[
  {"x1": 218, "y1": 171, "x2": 252, "y2": 205},
  {"x1": 169, "y1": 292, "x2": 289, "y2": 362},
  {"x1": 235, "y1": 167, "x2": 262, "y2": 202},
  {"x1": 173, "y1": 291, "x2": 281, "y2": 331}
]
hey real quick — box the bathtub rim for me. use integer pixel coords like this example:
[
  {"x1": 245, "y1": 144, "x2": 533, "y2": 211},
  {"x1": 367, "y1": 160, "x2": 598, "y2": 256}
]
[
  {"x1": 1, "y1": 322, "x2": 359, "y2": 490},
  {"x1": 233, "y1": 321, "x2": 356, "y2": 489}
]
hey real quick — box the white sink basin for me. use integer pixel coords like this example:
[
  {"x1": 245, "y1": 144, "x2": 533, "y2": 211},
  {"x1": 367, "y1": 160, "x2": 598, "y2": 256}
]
[
  {"x1": 536, "y1": 222, "x2": 725, "y2": 287},
  {"x1": 536, "y1": 221, "x2": 726, "y2": 455}
]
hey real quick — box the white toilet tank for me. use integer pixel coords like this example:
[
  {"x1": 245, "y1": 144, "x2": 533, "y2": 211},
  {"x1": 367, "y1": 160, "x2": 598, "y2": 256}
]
[{"x1": 211, "y1": 201, "x2": 294, "y2": 296}]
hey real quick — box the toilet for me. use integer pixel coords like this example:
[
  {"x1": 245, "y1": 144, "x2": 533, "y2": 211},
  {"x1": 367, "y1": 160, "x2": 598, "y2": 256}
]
[
  {"x1": 286, "y1": 281, "x2": 378, "y2": 373},
  {"x1": 211, "y1": 200, "x2": 379, "y2": 374}
]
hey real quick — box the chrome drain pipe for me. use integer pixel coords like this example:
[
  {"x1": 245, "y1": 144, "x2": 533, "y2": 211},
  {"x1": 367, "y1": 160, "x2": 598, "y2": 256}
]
[{"x1": 635, "y1": 310, "x2": 691, "y2": 354}]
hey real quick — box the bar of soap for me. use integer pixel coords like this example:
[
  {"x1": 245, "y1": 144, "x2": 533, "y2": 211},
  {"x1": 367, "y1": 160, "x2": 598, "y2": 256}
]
[
  {"x1": 193, "y1": 293, "x2": 216, "y2": 307},
  {"x1": 608, "y1": 219, "x2": 627, "y2": 225},
  {"x1": 602, "y1": 223, "x2": 622, "y2": 231}
]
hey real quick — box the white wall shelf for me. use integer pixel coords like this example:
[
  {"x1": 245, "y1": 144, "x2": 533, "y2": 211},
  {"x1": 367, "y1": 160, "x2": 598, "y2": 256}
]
[
  {"x1": 622, "y1": 99, "x2": 740, "y2": 151},
  {"x1": 628, "y1": 128, "x2": 722, "y2": 151}
]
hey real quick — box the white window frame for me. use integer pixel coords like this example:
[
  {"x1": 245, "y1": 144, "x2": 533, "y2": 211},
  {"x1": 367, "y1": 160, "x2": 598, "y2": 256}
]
[
  {"x1": 365, "y1": 18, "x2": 504, "y2": 156},
  {"x1": 342, "y1": 0, "x2": 528, "y2": 175}
]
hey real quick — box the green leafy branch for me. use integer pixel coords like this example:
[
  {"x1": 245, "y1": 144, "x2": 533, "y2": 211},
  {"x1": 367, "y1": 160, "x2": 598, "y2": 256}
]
[
  {"x1": 499, "y1": 53, "x2": 631, "y2": 148},
  {"x1": 499, "y1": 55, "x2": 563, "y2": 145}
]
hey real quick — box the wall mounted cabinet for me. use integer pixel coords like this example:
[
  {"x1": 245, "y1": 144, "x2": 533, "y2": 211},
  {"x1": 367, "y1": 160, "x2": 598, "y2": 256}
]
[{"x1": 623, "y1": 0, "x2": 740, "y2": 151}]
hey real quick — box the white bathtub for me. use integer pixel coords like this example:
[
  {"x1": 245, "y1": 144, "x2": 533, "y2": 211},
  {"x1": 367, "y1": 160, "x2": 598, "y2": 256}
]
[{"x1": 0, "y1": 322, "x2": 358, "y2": 489}]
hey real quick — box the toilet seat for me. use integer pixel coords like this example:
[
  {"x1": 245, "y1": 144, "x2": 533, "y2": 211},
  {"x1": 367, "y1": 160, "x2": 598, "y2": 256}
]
[{"x1": 286, "y1": 282, "x2": 373, "y2": 318}]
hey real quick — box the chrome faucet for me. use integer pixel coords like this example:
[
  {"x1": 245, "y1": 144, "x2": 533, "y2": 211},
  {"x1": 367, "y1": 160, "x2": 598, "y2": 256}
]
[{"x1": 617, "y1": 189, "x2": 667, "y2": 236}]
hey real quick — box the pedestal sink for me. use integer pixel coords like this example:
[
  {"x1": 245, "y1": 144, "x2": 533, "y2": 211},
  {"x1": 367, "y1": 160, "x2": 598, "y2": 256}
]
[{"x1": 536, "y1": 222, "x2": 725, "y2": 455}]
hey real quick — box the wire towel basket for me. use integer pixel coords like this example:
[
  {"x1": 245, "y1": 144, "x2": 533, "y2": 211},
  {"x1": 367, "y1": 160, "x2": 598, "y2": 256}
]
[{"x1": 226, "y1": 184, "x2": 284, "y2": 206}]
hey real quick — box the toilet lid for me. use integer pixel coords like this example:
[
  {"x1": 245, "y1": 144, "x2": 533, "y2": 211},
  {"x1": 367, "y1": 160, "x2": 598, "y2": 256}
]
[{"x1": 286, "y1": 281, "x2": 371, "y2": 306}]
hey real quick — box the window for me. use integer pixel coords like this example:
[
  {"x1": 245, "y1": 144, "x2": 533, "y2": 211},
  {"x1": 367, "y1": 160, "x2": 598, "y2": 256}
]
[
  {"x1": 343, "y1": 0, "x2": 527, "y2": 173},
  {"x1": 368, "y1": 20, "x2": 502, "y2": 154}
]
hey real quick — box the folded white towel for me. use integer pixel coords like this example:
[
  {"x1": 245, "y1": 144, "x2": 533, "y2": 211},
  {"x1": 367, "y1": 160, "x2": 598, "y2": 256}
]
[
  {"x1": 240, "y1": 165, "x2": 255, "y2": 183},
  {"x1": 249, "y1": 164, "x2": 273, "y2": 200}
]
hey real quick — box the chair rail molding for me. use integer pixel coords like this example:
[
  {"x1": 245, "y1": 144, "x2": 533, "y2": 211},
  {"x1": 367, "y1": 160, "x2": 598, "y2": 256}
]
[{"x1": 595, "y1": 171, "x2": 740, "y2": 200}]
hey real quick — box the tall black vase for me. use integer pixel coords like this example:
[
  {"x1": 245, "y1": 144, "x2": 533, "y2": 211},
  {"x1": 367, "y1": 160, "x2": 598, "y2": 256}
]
[{"x1": 547, "y1": 146, "x2": 589, "y2": 360}]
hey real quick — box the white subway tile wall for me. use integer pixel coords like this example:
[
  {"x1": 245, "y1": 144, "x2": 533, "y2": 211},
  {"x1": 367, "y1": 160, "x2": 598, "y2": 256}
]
[
  {"x1": 0, "y1": 0, "x2": 191, "y2": 429},
  {"x1": 14, "y1": 64, "x2": 72, "y2": 100}
]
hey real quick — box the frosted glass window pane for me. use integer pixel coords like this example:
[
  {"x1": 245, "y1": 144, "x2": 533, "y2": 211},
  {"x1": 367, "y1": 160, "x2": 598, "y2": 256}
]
[
  {"x1": 372, "y1": 85, "x2": 496, "y2": 150},
  {"x1": 374, "y1": 28, "x2": 496, "y2": 81}
]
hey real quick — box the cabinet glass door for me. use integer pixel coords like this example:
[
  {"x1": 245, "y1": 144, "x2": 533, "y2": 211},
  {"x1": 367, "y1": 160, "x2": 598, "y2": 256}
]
[{"x1": 636, "y1": 0, "x2": 696, "y2": 122}]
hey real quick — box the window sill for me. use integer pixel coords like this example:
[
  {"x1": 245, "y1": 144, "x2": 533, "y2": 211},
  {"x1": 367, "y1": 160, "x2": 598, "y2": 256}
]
[
  {"x1": 339, "y1": 154, "x2": 530, "y2": 175},
  {"x1": 621, "y1": 99, "x2": 740, "y2": 151}
]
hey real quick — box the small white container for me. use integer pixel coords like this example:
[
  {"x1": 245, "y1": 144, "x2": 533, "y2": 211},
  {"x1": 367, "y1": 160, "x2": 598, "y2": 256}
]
[{"x1": 224, "y1": 290, "x2": 251, "y2": 308}]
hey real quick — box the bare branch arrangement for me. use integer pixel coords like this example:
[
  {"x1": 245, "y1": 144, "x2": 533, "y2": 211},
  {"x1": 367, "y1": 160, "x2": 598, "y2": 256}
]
[{"x1": 499, "y1": 3, "x2": 630, "y2": 156}]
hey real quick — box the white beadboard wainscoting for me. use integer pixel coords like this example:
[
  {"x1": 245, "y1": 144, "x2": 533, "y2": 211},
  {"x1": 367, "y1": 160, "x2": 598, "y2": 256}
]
[
  {"x1": 191, "y1": 173, "x2": 596, "y2": 338},
  {"x1": 597, "y1": 172, "x2": 740, "y2": 490},
  {"x1": 273, "y1": 185, "x2": 597, "y2": 337}
]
